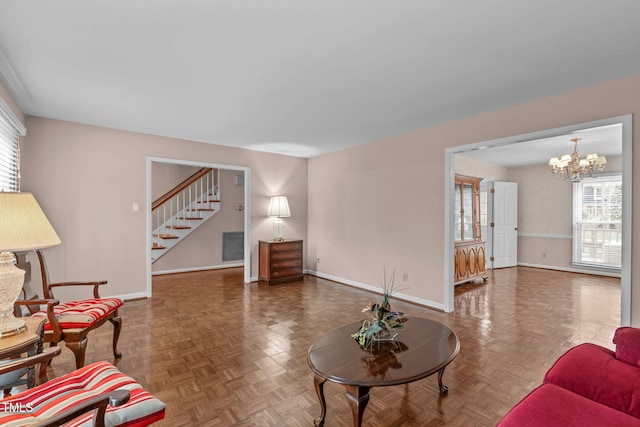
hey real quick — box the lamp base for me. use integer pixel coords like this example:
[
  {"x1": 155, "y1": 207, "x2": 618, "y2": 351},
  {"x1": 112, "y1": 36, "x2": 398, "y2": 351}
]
[
  {"x1": 273, "y1": 218, "x2": 285, "y2": 241},
  {"x1": 0, "y1": 252, "x2": 27, "y2": 338},
  {"x1": 0, "y1": 316, "x2": 26, "y2": 337}
]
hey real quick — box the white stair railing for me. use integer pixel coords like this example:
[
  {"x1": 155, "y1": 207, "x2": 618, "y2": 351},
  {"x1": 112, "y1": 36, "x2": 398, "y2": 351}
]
[{"x1": 151, "y1": 168, "x2": 220, "y2": 261}]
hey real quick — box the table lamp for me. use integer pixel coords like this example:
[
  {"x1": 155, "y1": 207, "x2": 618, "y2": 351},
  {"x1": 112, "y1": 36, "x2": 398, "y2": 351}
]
[
  {"x1": 267, "y1": 195, "x2": 291, "y2": 241},
  {"x1": 0, "y1": 192, "x2": 60, "y2": 337}
]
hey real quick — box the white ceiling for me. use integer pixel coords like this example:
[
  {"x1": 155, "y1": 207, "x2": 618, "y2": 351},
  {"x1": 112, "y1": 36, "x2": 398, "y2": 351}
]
[{"x1": 1, "y1": 1, "x2": 639, "y2": 158}]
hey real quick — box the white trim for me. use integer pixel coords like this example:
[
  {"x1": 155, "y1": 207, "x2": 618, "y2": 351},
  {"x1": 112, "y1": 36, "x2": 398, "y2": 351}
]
[
  {"x1": 243, "y1": 169, "x2": 252, "y2": 284},
  {"x1": 152, "y1": 263, "x2": 244, "y2": 276},
  {"x1": 0, "y1": 50, "x2": 31, "y2": 108},
  {"x1": 115, "y1": 292, "x2": 150, "y2": 302},
  {"x1": 517, "y1": 262, "x2": 621, "y2": 278},
  {"x1": 443, "y1": 151, "x2": 455, "y2": 312},
  {"x1": 307, "y1": 270, "x2": 445, "y2": 311},
  {"x1": 518, "y1": 233, "x2": 572, "y2": 239},
  {"x1": 0, "y1": 98, "x2": 26, "y2": 135},
  {"x1": 446, "y1": 114, "x2": 632, "y2": 326},
  {"x1": 146, "y1": 156, "x2": 252, "y2": 298},
  {"x1": 620, "y1": 114, "x2": 633, "y2": 326}
]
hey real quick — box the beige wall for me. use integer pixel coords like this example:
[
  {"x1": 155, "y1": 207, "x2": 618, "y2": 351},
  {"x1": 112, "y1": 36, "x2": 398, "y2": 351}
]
[
  {"x1": 20, "y1": 117, "x2": 308, "y2": 301},
  {"x1": 308, "y1": 74, "x2": 640, "y2": 324},
  {"x1": 455, "y1": 155, "x2": 509, "y2": 181},
  {"x1": 151, "y1": 162, "x2": 199, "y2": 200}
]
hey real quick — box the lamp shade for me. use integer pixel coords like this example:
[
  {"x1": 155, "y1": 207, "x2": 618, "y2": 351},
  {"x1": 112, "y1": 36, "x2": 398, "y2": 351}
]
[
  {"x1": 0, "y1": 192, "x2": 61, "y2": 252},
  {"x1": 267, "y1": 195, "x2": 291, "y2": 218}
]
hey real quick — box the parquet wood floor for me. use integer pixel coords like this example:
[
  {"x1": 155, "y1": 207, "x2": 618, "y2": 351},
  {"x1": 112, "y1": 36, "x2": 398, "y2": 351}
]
[{"x1": 45, "y1": 266, "x2": 620, "y2": 426}]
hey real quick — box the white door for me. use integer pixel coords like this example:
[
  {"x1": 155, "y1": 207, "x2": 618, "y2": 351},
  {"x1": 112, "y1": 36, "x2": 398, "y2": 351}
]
[{"x1": 491, "y1": 181, "x2": 518, "y2": 268}]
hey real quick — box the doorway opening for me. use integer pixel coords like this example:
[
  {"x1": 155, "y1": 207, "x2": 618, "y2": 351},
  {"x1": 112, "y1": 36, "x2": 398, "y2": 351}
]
[
  {"x1": 444, "y1": 115, "x2": 632, "y2": 325},
  {"x1": 145, "y1": 157, "x2": 252, "y2": 296}
]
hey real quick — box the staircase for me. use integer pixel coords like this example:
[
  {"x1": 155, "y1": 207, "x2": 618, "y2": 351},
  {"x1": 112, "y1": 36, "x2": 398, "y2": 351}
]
[{"x1": 151, "y1": 168, "x2": 220, "y2": 263}]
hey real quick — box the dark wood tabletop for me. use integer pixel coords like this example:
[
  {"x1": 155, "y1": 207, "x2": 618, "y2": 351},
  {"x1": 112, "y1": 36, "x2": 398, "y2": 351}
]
[{"x1": 307, "y1": 317, "x2": 459, "y2": 426}]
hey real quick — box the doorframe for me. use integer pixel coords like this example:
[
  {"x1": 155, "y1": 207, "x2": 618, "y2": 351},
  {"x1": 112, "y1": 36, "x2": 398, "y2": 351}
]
[
  {"x1": 145, "y1": 156, "x2": 252, "y2": 296},
  {"x1": 444, "y1": 115, "x2": 632, "y2": 326}
]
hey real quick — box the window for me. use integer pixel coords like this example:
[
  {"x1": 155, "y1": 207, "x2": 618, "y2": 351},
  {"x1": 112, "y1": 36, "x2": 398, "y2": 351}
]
[
  {"x1": 572, "y1": 175, "x2": 622, "y2": 270},
  {"x1": 0, "y1": 98, "x2": 26, "y2": 192}
]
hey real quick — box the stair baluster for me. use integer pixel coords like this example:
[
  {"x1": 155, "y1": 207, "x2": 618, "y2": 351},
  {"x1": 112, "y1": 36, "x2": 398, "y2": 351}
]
[{"x1": 151, "y1": 168, "x2": 221, "y2": 263}]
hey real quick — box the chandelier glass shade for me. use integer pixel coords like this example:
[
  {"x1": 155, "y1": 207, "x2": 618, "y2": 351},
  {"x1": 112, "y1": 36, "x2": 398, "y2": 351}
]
[{"x1": 548, "y1": 138, "x2": 606, "y2": 182}]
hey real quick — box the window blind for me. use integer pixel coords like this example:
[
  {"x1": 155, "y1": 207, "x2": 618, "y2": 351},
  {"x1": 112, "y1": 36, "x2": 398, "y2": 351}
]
[
  {"x1": 0, "y1": 98, "x2": 26, "y2": 192},
  {"x1": 572, "y1": 175, "x2": 622, "y2": 271}
]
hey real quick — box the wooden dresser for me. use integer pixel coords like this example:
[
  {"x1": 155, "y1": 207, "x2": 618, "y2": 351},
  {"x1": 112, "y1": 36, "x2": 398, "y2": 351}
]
[{"x1": 259, "y1": 240, "x2": 303, "y2": 285}]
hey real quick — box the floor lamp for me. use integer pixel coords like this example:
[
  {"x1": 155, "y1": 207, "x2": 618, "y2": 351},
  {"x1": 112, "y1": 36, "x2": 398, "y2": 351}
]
[{"x1": 0, "y1": 192, "x2": 61, "y2": 337}]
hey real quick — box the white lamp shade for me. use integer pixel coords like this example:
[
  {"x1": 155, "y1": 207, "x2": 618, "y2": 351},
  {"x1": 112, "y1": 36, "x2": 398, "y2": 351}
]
[
  {"x1": 268, "y1": 196, "x2": 291, "y2": 218},
  {"x1": 0, "y1": 192, "x2": 61, "y2": 252}
]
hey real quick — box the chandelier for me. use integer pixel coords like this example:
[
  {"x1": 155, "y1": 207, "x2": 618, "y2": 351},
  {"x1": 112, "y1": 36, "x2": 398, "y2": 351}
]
[{"x1": 548, "y1": 138, "x2": 606, "y2": 182}]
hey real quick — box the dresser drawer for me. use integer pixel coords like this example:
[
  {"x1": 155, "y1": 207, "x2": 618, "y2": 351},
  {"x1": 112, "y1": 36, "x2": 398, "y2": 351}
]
[
  {"x1": 259, "y1": 240, "x2": 304, "y2": 285},
  {"x1": 270, "y1": 241, "x2": 302, "y2": 252},
  {"x1": 270, "y1": 258, "x2": 302, "y2": 269},
  {"x1": 270, "y1": 249, "x2": 302, "y2": 261},
  {"x1": 271, "y1": 267, "x2": 303, "y2": 279}
]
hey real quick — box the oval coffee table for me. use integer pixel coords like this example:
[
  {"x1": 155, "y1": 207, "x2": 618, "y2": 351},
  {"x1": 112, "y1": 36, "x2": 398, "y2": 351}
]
[{"x1": 307, "y1": 317, "x2": 459, "y2": 427}]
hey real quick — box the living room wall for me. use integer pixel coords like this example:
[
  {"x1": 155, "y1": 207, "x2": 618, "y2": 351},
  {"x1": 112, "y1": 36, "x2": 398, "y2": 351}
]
[
  {"x1": 307, "y1": 73, "x2": 640, "y2": 325},
  {"x1": 18, "y1": 116, "x2": 308, "y2": 301}
]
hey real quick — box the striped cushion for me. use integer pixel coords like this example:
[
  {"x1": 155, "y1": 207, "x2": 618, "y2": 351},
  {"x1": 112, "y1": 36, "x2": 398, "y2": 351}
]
[
  {"x1": 33, "y1": 298, "x2": 123, "y2": 329},
  {"x1": 0, "y1": 361, "x2": 166, "y2": 427}
]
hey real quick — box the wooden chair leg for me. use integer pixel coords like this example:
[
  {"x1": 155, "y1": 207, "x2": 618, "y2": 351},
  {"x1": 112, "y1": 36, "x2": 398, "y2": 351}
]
[
  {"x1": 66, "y1": 337, "x2": 88, "y2": 369},
  {"x1": 47, "y1": 342, "x2": 58, "y2": 366},
  {"x1": 109, "y1": 315, "x2": 122, "y2": 359}
]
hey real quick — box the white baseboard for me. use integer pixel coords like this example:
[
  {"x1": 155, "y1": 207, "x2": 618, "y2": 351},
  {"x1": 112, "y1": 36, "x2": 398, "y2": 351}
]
[
  {"x1": 116, "y1": 292, "x2": 150, "y2": 301},
  {"x1": 306, "y1": 270, "x2": 445, "y2": 311},
  {"x1": 517, "y1": 262, "x2": 621, "y2": 278},
  {"x1": 152, "y1": 263, "x2": 244, "y2": 276}
]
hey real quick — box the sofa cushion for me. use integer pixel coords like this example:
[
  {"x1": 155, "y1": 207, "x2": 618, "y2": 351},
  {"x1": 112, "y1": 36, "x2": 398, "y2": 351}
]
[
  {"x1": 497, "y1": 383, "x2": 640, "y2": 426},
  {"x1": 544, "y1": 342, "x2": 640, "y2": 418},
  {"x1": 33, "y1": 297, "x2": 123, "y2": 329},
  {"x1": 0, "y1": 361, "x2": 165, "y2": 427},
  {"x1": 614, "y1": 327, "x2": 640, "y2": 367}
]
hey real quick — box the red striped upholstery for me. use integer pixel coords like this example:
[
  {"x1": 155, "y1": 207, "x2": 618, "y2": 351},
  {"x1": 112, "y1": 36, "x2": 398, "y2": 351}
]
[
  {"x1": 0, "y1": 361, "x2": 165, "y2": 426},
  {"x1": 33, "y1": 298, "x2": 123, "y2": 329}
]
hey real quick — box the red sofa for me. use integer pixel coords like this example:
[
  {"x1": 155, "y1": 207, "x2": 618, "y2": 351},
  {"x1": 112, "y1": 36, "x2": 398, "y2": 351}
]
[{"x1": 498, "y1": 327, "x2": 640, "y2": 426}]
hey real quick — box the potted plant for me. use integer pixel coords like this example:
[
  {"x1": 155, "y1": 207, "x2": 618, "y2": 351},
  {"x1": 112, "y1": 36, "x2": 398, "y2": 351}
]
[{"x1": 351, "y1": 268, "x2": 408, "y2": 347}]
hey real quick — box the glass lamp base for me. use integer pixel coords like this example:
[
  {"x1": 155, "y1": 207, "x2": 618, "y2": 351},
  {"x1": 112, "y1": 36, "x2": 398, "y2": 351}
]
[
  {"x1": 273, "y1": 218, "x2": 285, "y2": 241},
  {"x1": 0, "y1": 252, "x2": 27, "y2": 338},
  {"x1": 0, "y1": 316, "x2": 26, "y2": 337}
]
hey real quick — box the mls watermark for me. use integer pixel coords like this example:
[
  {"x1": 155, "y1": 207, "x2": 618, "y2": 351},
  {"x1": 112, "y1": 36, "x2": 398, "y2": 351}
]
[{"x1": 1, "y1": 402, "x2": 34, "y2": 413}]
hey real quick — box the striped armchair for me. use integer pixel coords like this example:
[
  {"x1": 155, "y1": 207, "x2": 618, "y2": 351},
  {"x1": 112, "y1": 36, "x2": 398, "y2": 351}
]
[
  {"x1": 0, "y1": 355, "x2": 165, "y2": 427},
  {"x1": 32, "y1": 249, "x2": 123, "y2": 369}
]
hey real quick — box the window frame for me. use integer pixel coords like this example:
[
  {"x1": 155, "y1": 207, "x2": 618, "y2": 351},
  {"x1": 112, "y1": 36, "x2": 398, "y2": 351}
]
[
  {"x1": 572, "y1": 173, "x2": 622, "y2": 272},
  {"x1": 0, "y1": 98, "x2": 26, "y2": 192}
]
